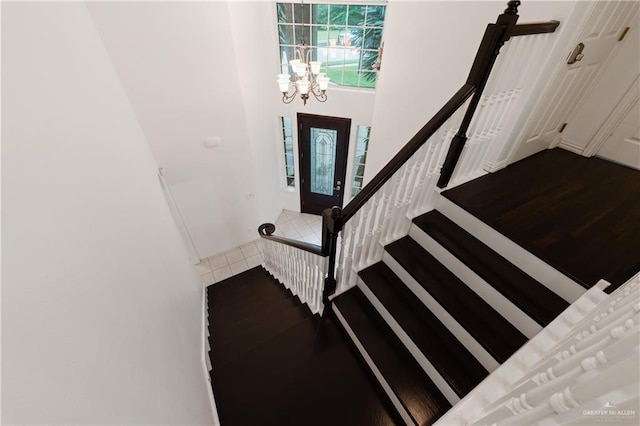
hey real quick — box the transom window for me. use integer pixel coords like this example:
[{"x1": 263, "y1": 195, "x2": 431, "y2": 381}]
[{"x1": 277, "y1": 2, "x2": 386, "y2": 89}]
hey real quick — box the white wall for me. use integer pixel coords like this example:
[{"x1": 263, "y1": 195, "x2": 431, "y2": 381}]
[
  {"x1": 2, "y1": 2, "x2": 214, "y2": 424},
  {"x1": 87, "y1": 1, "x2": 262, "y2": 259}
]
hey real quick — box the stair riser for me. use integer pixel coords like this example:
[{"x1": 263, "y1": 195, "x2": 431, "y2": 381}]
[
  {"x1": 408, "y1": 224, "x2": 542, "y2": 338},
  {"x1": 332, "y1": 304, "x2": 417, "y2": 426},
  {"x1": 383, "y1": 251, "x2": 501, "y2": 371},
  {"x1": 436, "y1": 196, "x2": 584, "y2": 303},
  {"x1": 357, "y1": 278, "x2": 461, "y2": 405}
]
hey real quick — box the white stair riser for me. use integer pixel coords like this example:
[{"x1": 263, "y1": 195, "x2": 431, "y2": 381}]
[
  {"x1": 357, "y1": 278, "x2": 461, "y2": 405},
  {"x1": 383, "y1": 251, "x2": 501, "y2": 371},
  {"x1": 332, "y1": 304, "x2": 416, "y2": 426},
  {"x1": 409, "y1": 224, "x2": 542, "y2": 338}
]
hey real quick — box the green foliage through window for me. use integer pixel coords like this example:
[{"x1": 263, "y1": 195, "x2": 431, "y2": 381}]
[{"x1": 276, "y1": 2, "x2": 386, "y2": 89}]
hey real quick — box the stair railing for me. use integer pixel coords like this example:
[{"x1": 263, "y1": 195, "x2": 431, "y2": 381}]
[
  {"x1": 435, "y1": 272, "x2": 640, "y2": 425},
  {"x1": 260, "y1": 1, "x2": 561, "y2": 315}
]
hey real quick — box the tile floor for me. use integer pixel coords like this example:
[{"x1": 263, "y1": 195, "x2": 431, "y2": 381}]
[{"x1": 197, "y1": 209, "x2": 323, "y2": 286}]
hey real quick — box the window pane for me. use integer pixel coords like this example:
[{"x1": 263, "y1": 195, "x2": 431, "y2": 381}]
[
  {"x1": 293, "y1": 3, "x2": 310, "y2": 24},
  {"x1": 281, "y1": 117, "x2": 295, "y2": 188},
  {"x1": 359, "y1": 71, "x2": 377, "y2": 88},
  {"x1": 347, "y1": 5, "x2": 364, "y2": 26},
  {"x1": 347, "y1": 28, "x2": 364, "y2": 50},
  {"x1": 328, "y1": 4, "x2": 347, "y2": 26},
  {"x1": 351, "y1": 125, "x2": 371, "y2": 197},
  {"x1": 294, "y1": 25, "x2": 311, "y2": 45},
  {"x1": 280, "y1": 46, "x2": 295, "y2": 73},
  {"x1": 364, "y1": 28, "x2": 383, "y2": 49},
  {"x1": 313, "y1": 26, "x2": 329, "y2": 47},
  {"x1": 365, "y1": 5, "x2": 386, "y2": 26},
  {"x1": 310, "y1": 127, "x2": 337, "y2": 196},
  {"x1": 313, "y1": 4, "x2": 328, "y2": 25},
  {"x1": 277, "y1": 3, "x2": 291, "y2": 24},
  {"x1": 279, "y1": 24, "x2": 293, "y2": 45}
]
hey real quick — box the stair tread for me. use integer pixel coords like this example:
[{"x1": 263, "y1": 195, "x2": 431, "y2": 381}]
[
  {"x1": 208, "y1": 268, "x2": 285, "y2": 300},
  {"x1": 211, "y1": 315, "x2": 322, "y2": 426},
  {"x1": 211, "y1": 294, "x2": 302, "y2": 342},
  {"x1": 413, "y1": 210, "x2": 569, "y2": 326},
  {"x1": 207, "y1": 266, "x2": 270, "y2": 296},
  {"x1": 334, "y1": 287, "x2": 452, "y2": 426},
  {"x1": 211, "y1": 314, "x2": 399, "y2": 426},
  {"x1": 359, "y1": 262, "x2": 489, "y2": 397},
  {"x1": 208, "y1": 284, "x2": 294, "y2": 323},
  {"x1": 210, "y1": 303, "x2": 312, "y2": 368},
  {"x1": 387, "y1": 236, "x2": 528, "y2": 363}
]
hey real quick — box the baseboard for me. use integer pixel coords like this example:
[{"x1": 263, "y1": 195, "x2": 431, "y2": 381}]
[{"x1": 556, "y1": 139, "x2": 585, "y2": 155}]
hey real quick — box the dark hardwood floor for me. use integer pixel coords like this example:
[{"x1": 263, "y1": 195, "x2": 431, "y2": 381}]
[
  {"x1": 443, "y1": 148, "x2": 640, "y2": 292},
  {"x1": 208, "y1": 267, "x2": 399, "y2": 426}
]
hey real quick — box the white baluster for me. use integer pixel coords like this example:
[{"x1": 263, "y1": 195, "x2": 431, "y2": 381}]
[{"x1": 379, "y1": 174, "x2": 402, "y2": 246}]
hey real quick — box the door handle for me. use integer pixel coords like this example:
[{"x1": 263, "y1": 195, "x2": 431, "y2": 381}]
[{"x1": 567, "y1": 42, "x2": 585, "y2": 65}]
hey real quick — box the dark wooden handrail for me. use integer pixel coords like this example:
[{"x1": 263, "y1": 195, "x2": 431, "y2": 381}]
[
  {"x1": 511, "y1": 20, "x2": 560, "y2": 37},
  {"x1": 258, "y1": 223, "x2": 326, "y2": 256},
  {"x1": 341, "y1": 84, "x2": 476, "y2": 224}
]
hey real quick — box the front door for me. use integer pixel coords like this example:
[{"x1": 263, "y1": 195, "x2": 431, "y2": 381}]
[{"x1": 298, "y1": 113, "x2": 351, "y2": 215}]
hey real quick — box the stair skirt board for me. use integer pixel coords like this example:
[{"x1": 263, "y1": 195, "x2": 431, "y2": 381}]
[
  {"x1": 355, "y1": 278, "x2": 462, "y2": 405},
  {"x1": 332, "y1": 304, "x2": 417, "y2": 426},
  {"x1": 202, "y1": 286, "x2": 219, "y2": 426},
  {"x1": 382, "y1": 251, "x2": 501, "y2": 371},
  {"x1": 436, "y1": 196, "x2": 585, "y2": 303},
  {"x1": 408, "y1": 224, "x2": 543, "y2": 339}
]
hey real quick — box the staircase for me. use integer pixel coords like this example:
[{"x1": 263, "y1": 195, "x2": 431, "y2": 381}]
[
  {"x1": 331, "y1": 193, "x2": 573, "y2": 425},
  {"x1": 206, "y1": 266, "x2": 401, "y2": 425},
  {"x1": 207, "y1": 2, "x2": 640, "y2": 422},
  {"x1": 207, "y1": 193, "x2": 583, "y2": 425}
]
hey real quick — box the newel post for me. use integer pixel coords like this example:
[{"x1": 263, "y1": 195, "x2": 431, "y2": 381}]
[
  {"x1": 437, "y1": 0, "x2": 521, "y2": 188},
  {"x1": 321, "y1": 206, "x2": 342, "y2": 316}
]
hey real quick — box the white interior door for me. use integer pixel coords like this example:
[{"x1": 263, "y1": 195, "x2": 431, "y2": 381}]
[
  {"x1": 510, "y1": 1, "x2": 639, "y2": 162},
  {"x1": 597, "y1": 99, "x2": 640, "y2": 170},
  {"x1": 560, "y1": 22, "x2": 640, "y2": 155}
]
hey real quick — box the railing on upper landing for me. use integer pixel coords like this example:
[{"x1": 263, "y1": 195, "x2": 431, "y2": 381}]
[
  {"x1": 259, "y1": 1, "x2": 562, "y2": 315},
  {"x1": 434, "y1": 271, "x2": 640, "y2": 425}
]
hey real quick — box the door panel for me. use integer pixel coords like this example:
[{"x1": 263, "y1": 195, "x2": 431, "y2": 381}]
[
  {"x1": 298, "y1": 113, "x2": 351, "y2": 215},
  {"x1": 597, "y1": 99, "x2": 640, "y2": 170},
  {"x1": 512, "y1": 1, "x2": 639, "y2": 161}
]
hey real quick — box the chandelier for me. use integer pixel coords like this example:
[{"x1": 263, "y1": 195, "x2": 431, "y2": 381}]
[{"x1": 277, "y1": 41, "x2": 330, "y2": 105}]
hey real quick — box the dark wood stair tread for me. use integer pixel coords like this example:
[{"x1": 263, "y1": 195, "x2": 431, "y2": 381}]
[
  {"x1": 210, "y1": 294, "x2": 303, "y2": 342},
  {"x1": 211, "y1": 316, "x2": 321, "y2": 426},
  {"x1": 207, "y1": 268, "x2": 287, "y2": 307},
  {"x1": 387, "y1": 236, "x2": 528, "y2": 363},
  {"x1": 211, "y1": 314, "x2": 398, "y2": 426},
  {"x1": 210, "y1": 303, "x2": 312, "y2": 368},
  {"x1": 359, "y1": 262, "x2": 488, "y2": 397},
  {"x1": 207, "y1": 266, "x2": 271, "y2": 296},
  {"x1": 334, "y1": 287, "x2": 451, "y2": 426},
  {"x1": 413, "y1": 210, "x2": 569, "y2": 326},
  {"x1": 208, "y1": 284, "x2": 295, "y2": 323}
]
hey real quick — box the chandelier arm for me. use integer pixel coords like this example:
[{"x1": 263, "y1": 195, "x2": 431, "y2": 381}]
[
  {"x1": 282, "y1": 84, "x2": 299, "y2": 104},
  {"x1": 312, "y1": 91, "x2": 328, "y2": 103}
]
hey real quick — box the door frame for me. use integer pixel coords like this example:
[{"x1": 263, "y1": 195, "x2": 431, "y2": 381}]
[{"x1": 297, "y1": 113, "x2": 351, "y2": 215}]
